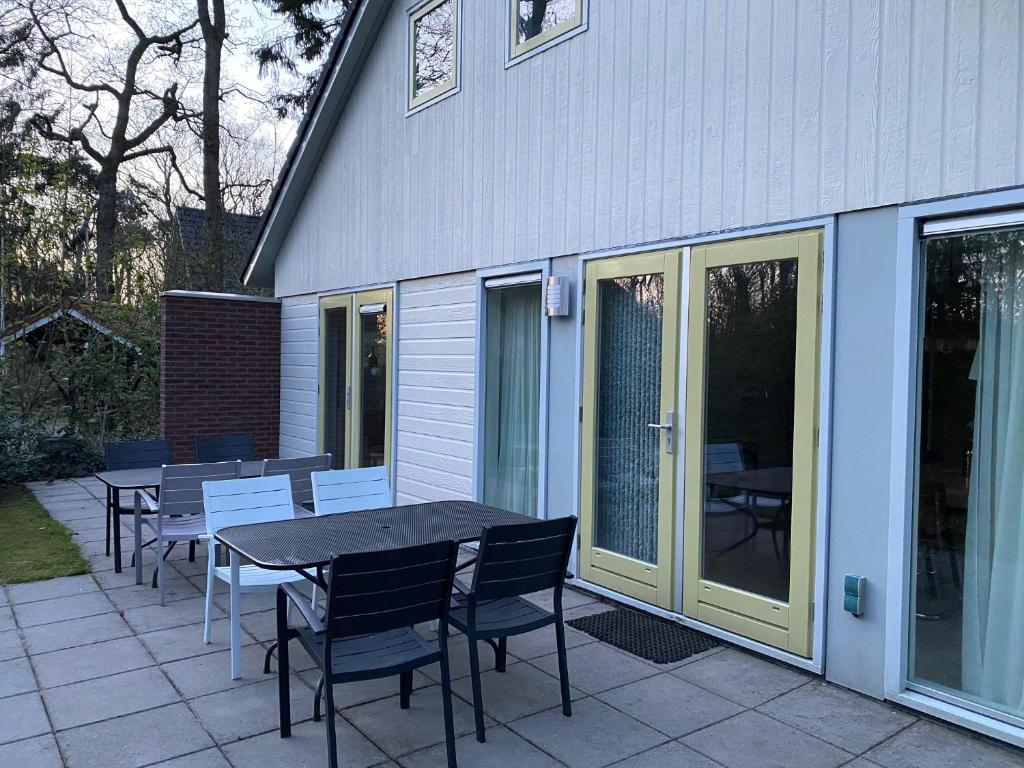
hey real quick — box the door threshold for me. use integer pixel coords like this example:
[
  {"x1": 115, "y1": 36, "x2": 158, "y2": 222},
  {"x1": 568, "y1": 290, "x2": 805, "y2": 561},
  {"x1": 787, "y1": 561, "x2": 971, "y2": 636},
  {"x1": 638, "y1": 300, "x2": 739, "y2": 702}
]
[{"x1": 569, "y1": 577, "x2": 823, "y2": 675}]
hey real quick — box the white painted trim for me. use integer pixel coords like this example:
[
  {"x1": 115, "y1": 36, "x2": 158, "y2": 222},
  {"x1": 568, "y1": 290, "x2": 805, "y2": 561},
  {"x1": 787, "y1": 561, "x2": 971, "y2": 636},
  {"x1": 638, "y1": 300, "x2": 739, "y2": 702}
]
[
  {"x1": 885, "y1": 185, "x2": 1024, "y2": 740},
  {"x1": 162, "y1": 290, "x2": 280, "y2": 304},
  {"x1": 921, "y1": 208, "x2": 1024, "y2": 237},
  {"x1": 318, "y1": 281, "x2": 396, "y2": 299},
  {"x1": 359, "y1": 303, "x2": 387, "y2": 315},
  {"x1": 578, "y1": 216, "x2": 837, "y2": 263},
  {"x1": 473, "y1": 259, "x2": 550, "y2": 520},
  {"x1": 672, "y1": 247, "x2": 691, "y2": 615},
  {"x1": 570, "y1": 578, "x2": 824, "y2": 675},
  {"x1": 389, "y1": 282, "x2": 400, "y2": 506},
  {"x1": 0, "y1": 308, "x2": 141, "y2": 353},
  {"x1": 405, "y1": 0, "x2": 463, "y2": 117}
]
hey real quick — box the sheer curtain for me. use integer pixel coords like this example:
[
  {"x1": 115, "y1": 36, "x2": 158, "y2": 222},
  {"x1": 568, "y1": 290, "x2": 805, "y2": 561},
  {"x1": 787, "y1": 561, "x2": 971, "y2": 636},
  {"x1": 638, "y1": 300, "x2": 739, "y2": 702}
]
[
  {"x1": 483, "y1": 285, "x2": 540, "y2": 516},
  {"x1": 961, "y1": 238, "x2": 1024, "y2": 713}
]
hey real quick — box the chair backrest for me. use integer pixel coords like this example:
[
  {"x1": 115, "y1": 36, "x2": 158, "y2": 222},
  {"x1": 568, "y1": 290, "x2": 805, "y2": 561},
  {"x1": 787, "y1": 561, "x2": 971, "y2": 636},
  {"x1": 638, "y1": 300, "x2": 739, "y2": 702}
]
[
  {"x1": 311, "y1": 466, "x2": 391, "y2": 516},
  {"x1": 705, "y1": 442, "x2": 745, "y2": 474},
  {"x1": 202, "y1": 474, "x2": 296, "y2": 536},
  {"x1": 324, "y1": 540, "x2": 458, "y2": 640},
  {"x1": 194, "y1": 434, "x2": 256, "y2": 464},
  {"x1": 262, "y1": 454, "x2": 332, "y2": 506},
  {"x1": 471, "y1": 516, "x2": 577, "y2": 602},
  {"x1": 105, "y1": 439, "x2": 172, "y2": 471},
  {"x1": 158, "y1": 461, "x2": 242, "y2": 518}
]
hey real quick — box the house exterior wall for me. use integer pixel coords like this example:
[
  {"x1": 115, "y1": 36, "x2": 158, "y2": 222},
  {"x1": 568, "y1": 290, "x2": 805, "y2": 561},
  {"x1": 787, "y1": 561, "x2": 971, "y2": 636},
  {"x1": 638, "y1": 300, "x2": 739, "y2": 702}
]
[
  {"x1": 274, "y1": 0, "x2": 1024, "y2": 298},
  {"x1": 160, "y1": 292, "x2": 281, "y2": 464},
  {"x1": 279, "y1": 295, "x2": 319, "y2": 458},
  {"x1": 394, "y1": 272, "x2": 477, "y2": 504}
]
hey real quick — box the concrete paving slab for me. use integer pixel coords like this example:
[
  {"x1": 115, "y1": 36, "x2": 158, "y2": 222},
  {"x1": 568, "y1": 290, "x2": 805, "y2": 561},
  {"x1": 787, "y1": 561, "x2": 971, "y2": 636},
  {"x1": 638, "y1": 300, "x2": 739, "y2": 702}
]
[
  {"x1": 865, "y1": 720, "x2": 1024, "y2": 768},
  {"x1": 529, "y1": 641, "x2": 658, "y2": 695},
  {"x1": 597, "y1": 673, "x2": 744, "y2": 738},
  {"x1": 402, "y1": 724, "x2": 563, "y2": 768},
  {"x1": 12, "y1": 591, "x2": 114, "y2": 628},
  {"x1": 0, "y1": 733, "x2": 64, "y2": 768},
  {"x1": 5, "y1": 575, "x2": 99, "y2": 604},
  {"x1": 42, "y1": 666, "x2": 179, "y2": 730},
  {"x1": 31, "y1": 635, "x2": 154, "y2": 689},
  {"x1": 0, "y1": 691, "x2": 51, "y2": 744},
  {"x1": 0, "y1": 656, "x2": 38, "y2": 698},
  {"x1": 20, "y1": 612, "x2": 133, "y2": 655},
  {"x1": 671, "y1": 648, "x2": 810, "y2": 708},
  {"x1": 221, "y1": 716, "x2": 386, "y2": 768}
]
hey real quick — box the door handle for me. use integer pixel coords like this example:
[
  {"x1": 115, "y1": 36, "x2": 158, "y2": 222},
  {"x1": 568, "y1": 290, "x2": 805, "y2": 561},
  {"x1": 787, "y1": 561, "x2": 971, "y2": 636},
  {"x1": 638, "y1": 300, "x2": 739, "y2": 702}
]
[{"x1": 646, "y1": 411, "x2": 674, "y2": 454}]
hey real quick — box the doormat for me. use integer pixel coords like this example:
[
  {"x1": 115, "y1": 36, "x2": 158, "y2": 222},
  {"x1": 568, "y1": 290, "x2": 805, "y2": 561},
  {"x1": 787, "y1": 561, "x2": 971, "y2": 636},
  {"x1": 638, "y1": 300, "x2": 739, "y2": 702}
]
[{"x1": 567, "y1": 608, "x2": 719, "y2": 664}]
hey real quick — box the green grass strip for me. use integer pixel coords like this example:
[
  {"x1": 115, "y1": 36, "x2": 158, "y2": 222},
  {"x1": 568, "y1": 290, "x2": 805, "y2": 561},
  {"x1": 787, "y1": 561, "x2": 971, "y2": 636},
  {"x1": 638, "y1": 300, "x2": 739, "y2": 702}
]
[{"x1": 0, "y1": 485, "x2": 91, "y2": 585}]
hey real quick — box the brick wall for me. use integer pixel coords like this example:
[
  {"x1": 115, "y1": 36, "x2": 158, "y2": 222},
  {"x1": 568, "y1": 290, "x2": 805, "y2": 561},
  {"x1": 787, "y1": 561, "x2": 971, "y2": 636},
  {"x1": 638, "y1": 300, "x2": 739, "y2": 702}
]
[{"x1": 160, "y1": 291, "x2": 282, "y2": 464}]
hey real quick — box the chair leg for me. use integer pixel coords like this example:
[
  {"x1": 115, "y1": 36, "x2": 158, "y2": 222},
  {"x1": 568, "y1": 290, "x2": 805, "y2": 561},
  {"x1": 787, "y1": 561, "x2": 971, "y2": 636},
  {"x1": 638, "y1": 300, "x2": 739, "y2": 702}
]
[
  {"x1": 229, "y1": 550, "x2": 241, "y2": 680},
  {"x1": 495, "y1": 637, "x2": 507, "y2": 673},
  {"x1": 105, "y1": 489, "x2": 112, "y2": 556},
  {"x1": 133, "y1": 504, "x2": 143, "y2": 586},
  {"x1": 276, "y1": 587, "x2": 292, "y2": 738},
  {"x1": 439, "y1": 634, "x2": 458, "y2": 768},
  {"x1": 400, "y1": 671, "x2": 413, "y2": 709},
  {"x1": 323, "y1": 679, "x2": 339, "y2": 768},
  {"x1": 264, "y1": 643, "x2": 277, "y2": 675},
  {"x1": 157, "y1": 539, "x2": 166, "y2": 606},
  {"x1": 203, "y1": 551, "x2": 215, "y2": 645},
  {"x1": 313, "y1": 674, "x2": 324, "y2": 721},
  {"x1": 554, "y1": 619, "x2": 572, "y2": 717},
  {"x1": 188, "y1": 540, "x2": 196, "y2": 562},
  {"x1": 467, "y1": 637, "x2": 486, "y2": 743},
  {"x1": 113, "y1": 509, "x2": 123, "y2": 573}
]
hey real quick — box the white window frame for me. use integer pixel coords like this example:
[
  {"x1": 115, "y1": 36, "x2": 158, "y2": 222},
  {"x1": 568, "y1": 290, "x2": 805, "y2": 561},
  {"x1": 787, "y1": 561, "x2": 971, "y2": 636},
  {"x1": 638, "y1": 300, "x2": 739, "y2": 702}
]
[
  {"x1": 568, "y1": 215, "x2": 836, "y2": 675},
  {"x1": 886, "y1": 187, "x2": 1024, "y2": 748},
  {"x1": 473, "y1": 260, "x2": 552, "y2": 521},
  {"x1": 407, "y1": 0, "x2": 461, "y2": 114},
  {"x1": 507, "y1": 0, "x2": 588, "y2": 66}
]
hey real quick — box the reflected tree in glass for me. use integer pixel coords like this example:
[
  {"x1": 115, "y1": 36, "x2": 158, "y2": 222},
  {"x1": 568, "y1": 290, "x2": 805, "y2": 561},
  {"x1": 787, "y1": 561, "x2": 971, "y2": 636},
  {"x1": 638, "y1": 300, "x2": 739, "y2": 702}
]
[
  {"x1": 518, "y1": 0, "x2": 577, "y2": 43},
  {"x1": 414, "y1": 1, "x2": 454, "y2": 98}
]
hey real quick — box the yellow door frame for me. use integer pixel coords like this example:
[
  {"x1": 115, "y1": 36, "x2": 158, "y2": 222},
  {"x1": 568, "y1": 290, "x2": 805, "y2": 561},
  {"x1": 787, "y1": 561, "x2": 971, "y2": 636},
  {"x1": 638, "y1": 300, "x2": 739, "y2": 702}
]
[
  {"x1": 682, "y1": 230, "x2": 822, "y2": 657},
  {"x1": 579, "y1": 249, "x2": 681, "y2": 610},
  {"x1": 318, "y1": 288, "x2": 393, "y2": 471}
]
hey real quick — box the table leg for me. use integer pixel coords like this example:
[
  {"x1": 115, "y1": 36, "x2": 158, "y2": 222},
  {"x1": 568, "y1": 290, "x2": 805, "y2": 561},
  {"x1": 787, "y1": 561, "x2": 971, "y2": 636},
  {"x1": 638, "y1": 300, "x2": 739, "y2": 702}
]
[
  {"x1": 113, "y1": 491, "x2": 123, "y2": 573},
  {"x1": 276, "y1": 586, "x2": 292, "y2": 738},
  {"x1": 105, "y1": 486, "x2": 113, "y2": 557}
]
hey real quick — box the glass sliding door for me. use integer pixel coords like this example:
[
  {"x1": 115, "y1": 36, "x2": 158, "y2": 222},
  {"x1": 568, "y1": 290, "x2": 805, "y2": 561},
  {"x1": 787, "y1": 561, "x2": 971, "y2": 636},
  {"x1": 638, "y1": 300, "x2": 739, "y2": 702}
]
[
  {"x1": 318, "y1": 289, "x2": 392, "y2": 472},
  {"x1": 580, "y1": 250, "x2": 681, "y2": 609},
  {"x1": 482, "y1": 279, "x2": 542, "y2": 516},
  {"x1": 683, "y1": 230, "x2": 822, "y2": 657},
  {"x1": 909, "y1": 222, "x2": 1024, "y2": 723}
]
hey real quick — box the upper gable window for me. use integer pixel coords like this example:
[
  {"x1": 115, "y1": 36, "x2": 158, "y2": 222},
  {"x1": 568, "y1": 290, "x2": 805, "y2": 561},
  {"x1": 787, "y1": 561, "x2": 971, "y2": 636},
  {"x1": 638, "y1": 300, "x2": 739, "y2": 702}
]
[
  {"x1": 510, "y1": 0, "x2": 585, "y2": 60},
  {"x1": 408, "y1": 0, "x2": 458, "y2": 111}
]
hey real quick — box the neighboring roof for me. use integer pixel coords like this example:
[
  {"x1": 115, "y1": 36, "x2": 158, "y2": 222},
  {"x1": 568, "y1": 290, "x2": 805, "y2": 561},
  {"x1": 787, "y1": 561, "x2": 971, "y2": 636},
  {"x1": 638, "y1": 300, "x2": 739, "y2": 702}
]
[
  {"x1": 0, "y1": 298, "x2": 142, "y2": 352},
  {"x1": 175, "y1": 206, "x2": 262, "y2": 259},
  {"x1": 243, "y1": 0, "x2": 393, "y2": 288}
]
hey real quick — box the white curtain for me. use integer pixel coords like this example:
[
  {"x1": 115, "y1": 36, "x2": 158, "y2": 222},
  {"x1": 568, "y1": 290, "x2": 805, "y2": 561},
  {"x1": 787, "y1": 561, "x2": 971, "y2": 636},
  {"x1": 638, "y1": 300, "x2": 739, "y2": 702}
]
[
  {"x1": 483, "y1": 285, "x2": 540, "y2": 516},
  {"x1": 961, "y1": 240, "x2": 1024, "y2": 713}
]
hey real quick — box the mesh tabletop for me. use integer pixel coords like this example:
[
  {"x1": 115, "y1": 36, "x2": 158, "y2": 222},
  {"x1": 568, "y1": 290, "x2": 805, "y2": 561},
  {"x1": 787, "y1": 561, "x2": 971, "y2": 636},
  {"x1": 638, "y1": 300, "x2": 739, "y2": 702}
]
[{"x1": 214, "y1": 499, "x2": 538, "y2": 570}]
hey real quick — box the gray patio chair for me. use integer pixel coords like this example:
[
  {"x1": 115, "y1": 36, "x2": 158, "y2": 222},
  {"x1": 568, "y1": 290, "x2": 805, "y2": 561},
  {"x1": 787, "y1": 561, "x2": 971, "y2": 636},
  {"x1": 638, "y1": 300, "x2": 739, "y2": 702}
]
[
  {"x1": 103, "y1": 439, "x2": 172, "y2": 569},
  {"x1": 448, "y1": 515, "x2": 578, "y2": 743},
  {"x1": 133, "y1": 460, "x2": 241, "y2": 604},
  {"x1": 275, "y1": 540, "x2": 460, "y2": 768},
  {"x1": 194, "y1": 433, "x2": 256, "y2": 463},
  {"x1": 261, "y1": 454, "x2": 333, "y2": 515}
]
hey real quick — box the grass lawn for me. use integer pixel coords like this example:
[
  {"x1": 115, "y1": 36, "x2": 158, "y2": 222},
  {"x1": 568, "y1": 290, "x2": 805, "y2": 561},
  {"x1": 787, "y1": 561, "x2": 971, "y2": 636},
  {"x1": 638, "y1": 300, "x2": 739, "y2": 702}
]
[{"x1": 0, "y1": 484, "x2": 90, "y2": 585}]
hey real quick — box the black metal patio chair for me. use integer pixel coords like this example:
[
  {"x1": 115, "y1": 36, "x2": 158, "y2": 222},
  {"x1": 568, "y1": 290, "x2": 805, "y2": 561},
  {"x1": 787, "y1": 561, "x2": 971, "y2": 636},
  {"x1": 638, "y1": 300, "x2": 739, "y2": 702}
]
[
  {"x1": 104, "y1": 438, "x2": 172, "y2": 570},
  {"x1": 194, "y1": 433, "x2": 256, "y2": 463},
  {"x1": 275, "y1": 540, "x2": 461, "y2": 768},
  {"x1": 448, "y1": 515, "x2": 578, "y2": 743}
]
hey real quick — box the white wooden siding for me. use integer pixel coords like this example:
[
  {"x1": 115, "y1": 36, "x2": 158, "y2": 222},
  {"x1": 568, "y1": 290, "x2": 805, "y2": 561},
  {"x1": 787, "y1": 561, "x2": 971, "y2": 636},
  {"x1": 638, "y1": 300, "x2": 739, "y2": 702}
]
[
  {"x1": 273, "y1": 0, "x2": 1024, "y2": 297},
  {"x1": 394, "y1": 273, "x2": 477, "y2": 504},
  {"x1": 279, "y1": 295, "x2": 319, "y2": 458}
]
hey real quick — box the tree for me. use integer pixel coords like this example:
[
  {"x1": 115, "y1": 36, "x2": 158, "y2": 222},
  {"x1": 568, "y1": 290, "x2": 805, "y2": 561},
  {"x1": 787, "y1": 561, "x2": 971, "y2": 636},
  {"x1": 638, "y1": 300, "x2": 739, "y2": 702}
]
[
  {"x1": 198, "y1": 0, "x2": 227, "y2": 290},
  {"x1": 254, "y1": 0, "x2": 353, "y2": 118},
  {"x1": 23, "y1": 0, "x2": 199, "y2": 299}
]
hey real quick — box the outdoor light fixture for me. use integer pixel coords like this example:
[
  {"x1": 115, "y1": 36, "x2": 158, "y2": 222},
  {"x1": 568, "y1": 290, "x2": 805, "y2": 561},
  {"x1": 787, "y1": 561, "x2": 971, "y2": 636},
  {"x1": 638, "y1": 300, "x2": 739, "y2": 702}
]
[{"x1": 545, "y1": 275, "x2": 570, "y2": 317}]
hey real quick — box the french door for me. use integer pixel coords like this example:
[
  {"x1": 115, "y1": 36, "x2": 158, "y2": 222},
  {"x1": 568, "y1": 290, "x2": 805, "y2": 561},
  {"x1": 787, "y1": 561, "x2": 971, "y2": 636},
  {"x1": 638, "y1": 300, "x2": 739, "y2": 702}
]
[
  {"x1": 682, "y1": 230, "x2": 821, "y2": 657},
  {"x1": 579, "y1": 250, "x2": 681, "y2": 609},
  {"x1": 318, "y1": 288, "x2": 392, "y2": 471}
]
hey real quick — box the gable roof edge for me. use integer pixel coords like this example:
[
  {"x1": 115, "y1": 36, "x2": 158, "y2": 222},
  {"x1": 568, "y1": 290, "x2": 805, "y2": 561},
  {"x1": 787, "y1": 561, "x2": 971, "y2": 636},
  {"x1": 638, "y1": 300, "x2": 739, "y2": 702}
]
[{"x1": 243, "y1": 0, "x2": 391, "y2": 288}]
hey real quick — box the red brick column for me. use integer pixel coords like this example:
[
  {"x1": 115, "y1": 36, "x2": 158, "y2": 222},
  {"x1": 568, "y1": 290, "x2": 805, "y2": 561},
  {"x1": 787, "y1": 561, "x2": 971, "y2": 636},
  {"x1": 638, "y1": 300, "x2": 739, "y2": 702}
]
[{"x1": 160, "y1": 291, "x2": 281, "y2": 464}]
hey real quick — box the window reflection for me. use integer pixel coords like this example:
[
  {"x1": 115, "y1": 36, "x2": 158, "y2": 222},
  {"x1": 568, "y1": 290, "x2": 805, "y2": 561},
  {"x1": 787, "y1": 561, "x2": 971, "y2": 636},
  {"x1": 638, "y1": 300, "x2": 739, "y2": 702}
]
[
  {"x1": 910, "y1": 226, "x2": 1024, "y2": 722},
  {"x1": 517, "y1": 0, "x2": 578, "y2": 44},
  {"x1": 413, "y1": 0, "x2": 454, "y2": 99}
]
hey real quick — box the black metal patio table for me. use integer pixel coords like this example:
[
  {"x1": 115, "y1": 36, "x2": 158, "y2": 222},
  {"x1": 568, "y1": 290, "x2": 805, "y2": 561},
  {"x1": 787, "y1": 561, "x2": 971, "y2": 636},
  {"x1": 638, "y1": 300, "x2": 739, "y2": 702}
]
[
  {"x1": 94, "y1": 460, "x2": 264, "y2": 573},
  {"x1": 213, "y1": 499, "x2": 538, "y2": 579}
]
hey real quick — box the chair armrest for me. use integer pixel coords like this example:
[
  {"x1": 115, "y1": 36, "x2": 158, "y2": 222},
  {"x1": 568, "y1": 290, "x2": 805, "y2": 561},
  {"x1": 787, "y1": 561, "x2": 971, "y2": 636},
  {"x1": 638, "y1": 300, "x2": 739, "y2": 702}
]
[
  {"x1": 280, "y1": 582, "x2": 324, "y2": 633},
  {"x1": 135, "y1": 489, "x2": 159, "y2": 512}
]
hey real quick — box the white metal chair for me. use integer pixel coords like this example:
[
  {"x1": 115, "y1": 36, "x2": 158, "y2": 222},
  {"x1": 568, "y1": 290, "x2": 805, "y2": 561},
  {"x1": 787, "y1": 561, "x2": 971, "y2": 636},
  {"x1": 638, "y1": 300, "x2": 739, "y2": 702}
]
[
  {"x1": 261, "y1": 454, "x2": 333, "y2": 517},
  {"x1": 703, "y1": 442, "x2": 751, "y2": 516},
  {"x1": 134, "y1": 461, "x2": 242, "y2": 605},
  {"x1": 308, "y1": 466, "x2": 392, "y2": 607},
  {"x1": 201, "y1": 474, "x2": 311, "y2": 679}
]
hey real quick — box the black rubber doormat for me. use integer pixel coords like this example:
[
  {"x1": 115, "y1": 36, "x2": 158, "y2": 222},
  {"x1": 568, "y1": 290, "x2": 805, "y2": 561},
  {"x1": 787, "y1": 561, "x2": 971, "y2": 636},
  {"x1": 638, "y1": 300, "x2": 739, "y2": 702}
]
[{"x1": 567, "y1": 608, "x2": 719, "y2": 664}]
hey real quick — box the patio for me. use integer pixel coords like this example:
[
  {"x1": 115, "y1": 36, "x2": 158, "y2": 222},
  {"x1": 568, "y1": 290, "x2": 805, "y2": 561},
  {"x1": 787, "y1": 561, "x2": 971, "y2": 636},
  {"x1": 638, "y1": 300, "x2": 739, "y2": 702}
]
[{"x1": 2, "y1": 479, "x2": 1022, "y2": 768}]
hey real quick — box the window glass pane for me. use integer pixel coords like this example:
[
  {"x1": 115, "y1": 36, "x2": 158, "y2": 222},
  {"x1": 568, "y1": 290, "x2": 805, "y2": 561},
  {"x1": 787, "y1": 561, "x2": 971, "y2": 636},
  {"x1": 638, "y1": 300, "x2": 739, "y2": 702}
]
[
  {"x1": 700, "y1": 260, "x2": 798, "y2": 603},
  {"x1": 413, "y1": 0, "x2": 454, "y2": 99},
  {"x1": 323, "y1": 307, "x2": 347, "y2": 470},
  {"x1": 358, "y1": 309, "x2": 387, "y2": 468},
  {"x1": 910, "y1": 226, "x2": 1024, "y2": 721},
  {"x1": 594, "y1": 274, "x2": 663, "y2": 564},
  {"x1": 517, "y1": 0, "x2": 578, "y2": 44},
  {"x1": 483, "y1": 284, "x2": 541, "y2": 516}
]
